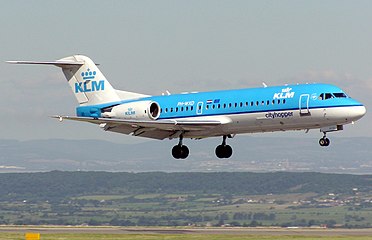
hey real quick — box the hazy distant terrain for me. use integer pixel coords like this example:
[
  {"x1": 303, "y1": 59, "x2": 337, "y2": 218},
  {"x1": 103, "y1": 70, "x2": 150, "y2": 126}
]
[{"x1": 0, "y1": 137, "x2": 370, "y2": 173}]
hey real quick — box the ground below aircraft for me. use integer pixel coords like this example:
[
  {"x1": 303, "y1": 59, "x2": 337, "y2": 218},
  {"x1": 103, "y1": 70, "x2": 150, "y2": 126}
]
[{"x1": 8, "y1": 55, "x2": 366, "y2": 159}]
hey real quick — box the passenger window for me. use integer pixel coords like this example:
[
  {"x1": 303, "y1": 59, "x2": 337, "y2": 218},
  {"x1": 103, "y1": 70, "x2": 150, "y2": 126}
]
[
  {"x1": 223, "y1": 103, "x2": 226, "y2": 108},
  {"x1": 283, "y1": 99, "x2": 286, "y2": 104},
  {"x1": 256, "y1": 101, "x2": 259, "y2": 106},
  {"x1": 266, "y1": 100, "x2": 270, "y2": 105},
  {"x1": 245, "y1": 102, "x2": 248, "y2": 106},
  {"x1": 218, "y1": 104, "x2": 221, "y2": 109},
  {"x1": 170, "y1": 108, "x2": 173, "y2": 112},
  {"x1": 319, "y1": 93, "x2": 324, "y2": 100},
  {"x1": 191, "y1": 106, "x2": 193, "y2": 111},
  {"x1": 165, "y1": 108, "x2": 168, "y2": 113},
  {"x1": 240, "y1": 102, "x2": 243, "y2": 107},
  {"x1": 261, "y1": 101, "x2": 264, "y2": 105},
  {"x1": 277, "y1": 100, "x2": 280, "y2": 104},
  {"x1": 175, "y1": 107, "x2": 178, "y2": 112},
  {"x1": 272, "y1": 100, "x2": 275, "y2": 105},
  {"x1": 235, "y1": 103, "x2": 238, "y2": 107},
  {"x1": 186, "y1": 107, "x2": 188, "y2": 111},
  {"x1": 251, "y1": 102, "x2": 254, "y2": 106}
]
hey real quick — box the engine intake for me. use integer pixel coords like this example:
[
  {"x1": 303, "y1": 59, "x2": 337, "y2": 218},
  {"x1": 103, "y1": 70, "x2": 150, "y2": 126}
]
[{"x1": 148, "y1": 101, "x2": 160, "y2": 120}]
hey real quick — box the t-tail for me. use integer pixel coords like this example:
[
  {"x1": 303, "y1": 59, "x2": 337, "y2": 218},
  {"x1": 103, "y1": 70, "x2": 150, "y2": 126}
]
[{"x1": 7, "y1": 55, "x2": 148, "y2": 106}]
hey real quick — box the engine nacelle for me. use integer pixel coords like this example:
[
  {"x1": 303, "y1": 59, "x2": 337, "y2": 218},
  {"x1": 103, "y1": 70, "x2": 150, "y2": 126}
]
[{"x1": 103, "y1": 100, "x2": 160, "y2": 120}]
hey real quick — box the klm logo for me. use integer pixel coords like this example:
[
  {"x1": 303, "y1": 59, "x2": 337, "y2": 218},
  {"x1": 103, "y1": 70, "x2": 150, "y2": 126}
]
[
  {"x1": 75, "y1": 69, "x2": 105, "y2": 93},
  {"x1": 273, "y1": 87, "x2": 295, "y2": 100},
  {"x1": 75, "y1": 80, "x2": 105, "y2": 93},
  {"x1": 125, "y1": 108, "x2": 136, "y2": 116}
]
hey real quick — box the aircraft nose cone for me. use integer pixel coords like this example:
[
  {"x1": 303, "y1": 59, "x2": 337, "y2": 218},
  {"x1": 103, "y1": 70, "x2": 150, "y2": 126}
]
[{"x1": 351, "y1": 105, "x2": 366, "y2": 121}]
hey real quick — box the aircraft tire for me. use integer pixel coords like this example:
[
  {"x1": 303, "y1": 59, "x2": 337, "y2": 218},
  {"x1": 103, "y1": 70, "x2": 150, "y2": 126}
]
[
  {"x1": 319, "y1": 138, "x2": 330, "y2": 147},
  {"x1": 215, "y1": 145, "x2": 225, "y2": 158},
  {"x1": 319, "y1": 138, "x2": 325, "y2": 146},
  {"x1": 224, "y1": 145, "x2": 233, "y2": 158},
  {"x1": 180, "y1": 145, "x2": 189, "y2": 159},
  {"x1": 172, "y1": 145, "x2": 189, "y2": 159},
  {"x1": 324, "y1": 138, "x2": 330, "y2": 146},
  {"x1": 215, "y1": 145, "x2": 233, "y2": 158},
  {"x1": 172, "y1": 145, "x2": 181, "y2": 159}
]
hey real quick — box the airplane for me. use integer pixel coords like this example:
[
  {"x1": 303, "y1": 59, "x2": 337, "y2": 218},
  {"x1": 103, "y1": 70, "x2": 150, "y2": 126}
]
[{"x1": 7, "y1": 55, "x2": 366, "y2": 159}]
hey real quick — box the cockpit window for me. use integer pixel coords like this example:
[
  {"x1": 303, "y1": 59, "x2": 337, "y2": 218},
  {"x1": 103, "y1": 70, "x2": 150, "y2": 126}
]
[
  {"x1": 333, "y1": 93, "x2": 348, "y2": 98},
  {"x1": 319, "y1": 92, "x2": 348, "y2": 100},
  {"x1": 324, "y1": 93, "x2": 333, "y2": 99}
]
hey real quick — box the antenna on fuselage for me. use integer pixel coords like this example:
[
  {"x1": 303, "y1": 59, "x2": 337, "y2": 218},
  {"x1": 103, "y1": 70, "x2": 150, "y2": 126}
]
[
  {"x1": 161, "y1": 90, "x2": 171, "y2": 96},
  {"x1": 262, "y1": 82, "x2": 268, "y2": 88}
]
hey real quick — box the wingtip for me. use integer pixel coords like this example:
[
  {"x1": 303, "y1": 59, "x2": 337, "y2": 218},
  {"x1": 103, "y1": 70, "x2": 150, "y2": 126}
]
[{"x1": 51, "y1": 115, "x2": 65, "y2": 122}]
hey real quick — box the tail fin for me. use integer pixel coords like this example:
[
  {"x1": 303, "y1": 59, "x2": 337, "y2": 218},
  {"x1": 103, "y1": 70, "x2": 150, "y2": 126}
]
[
  {"x1": 59, "y1": 55, "x2": 121, "y2": 105},
  {"x1": 7, "y1": 55, "x2": 148, "y2": 106}
]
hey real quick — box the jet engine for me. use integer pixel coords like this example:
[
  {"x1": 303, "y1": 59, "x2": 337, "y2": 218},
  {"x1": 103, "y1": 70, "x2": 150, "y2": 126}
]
[{"x1": 102, "y1": 101, "x2": 161, "y2": 120}]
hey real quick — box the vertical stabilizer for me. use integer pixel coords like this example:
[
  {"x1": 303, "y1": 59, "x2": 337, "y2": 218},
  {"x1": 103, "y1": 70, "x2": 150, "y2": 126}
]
[{"x1": 59, "y1": 55, "x2": 121, "y2": 105}]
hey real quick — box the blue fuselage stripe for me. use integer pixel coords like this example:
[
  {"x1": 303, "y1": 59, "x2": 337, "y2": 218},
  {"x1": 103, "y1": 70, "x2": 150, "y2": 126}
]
[
  {"x1": 76, "y1": 83, "x2": 364, "y2": 119},
  {"x1": 156, "y1": 104, "x2": 363, "y2": 120}
]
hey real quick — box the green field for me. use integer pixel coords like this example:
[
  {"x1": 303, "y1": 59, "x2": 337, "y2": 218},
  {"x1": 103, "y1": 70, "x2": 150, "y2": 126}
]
[
  {"x1": 1, "y1": 192, "x2": 371, "y2": 228},
  {"x1": 0, "y1": 172, "x2": 370, "y2": 228}
]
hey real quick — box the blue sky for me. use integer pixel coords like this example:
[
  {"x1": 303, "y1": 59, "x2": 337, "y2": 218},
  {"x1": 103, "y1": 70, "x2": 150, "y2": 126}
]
[{"x1": 1, "y1": 0, "x2": 371, "y2": 142}]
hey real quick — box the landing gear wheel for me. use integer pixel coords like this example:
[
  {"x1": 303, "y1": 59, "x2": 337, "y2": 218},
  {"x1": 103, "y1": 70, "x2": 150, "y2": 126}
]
[
  {"x1": 224, "y1": 145, "x2": 233, "y2": 158},
  {"x1": 324, "y1": 138, "x2": 330, "y2": 146},
  {"x1": 172, "y1": 133, "x2": 189, "y2": 159},
  {"x1": 172, "y1": 145, "x2": 189, "y2": 159},
  {"x1": 215, "y1": 135, "x2": 233, "y2": 158},
  {"x1": 180, "y1": 145, "x2": 189, "y2": 159},
  {"x1": 319, "y1": 137, "x2": 330, "y2": 147},
  {"x1": 215, "y1": 144, "x2": 233, "y2": 158},
  {"x1": 172, "y1": 145, "x2": 181, "y2": 159},
  {"x1": 215, "y1": 145, "x2": 224, "y2": 158}
]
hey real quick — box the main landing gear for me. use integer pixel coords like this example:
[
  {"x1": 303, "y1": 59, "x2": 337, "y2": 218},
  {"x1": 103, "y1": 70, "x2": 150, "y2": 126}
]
[
  {"x1": 172, "y1": 135, "x2": 189, "y2": 159},
  {"x1": 319, "y1": 133, "x2": 330, "y2": 147},
  {"x1": 171, "y1": 135, "x2": 234, "y2": 159},
  {"x1": 215, "y1": 135, "x2": 233, "y2": 159}
]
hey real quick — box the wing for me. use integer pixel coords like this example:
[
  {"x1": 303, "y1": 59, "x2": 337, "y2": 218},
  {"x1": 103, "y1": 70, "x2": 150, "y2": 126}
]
[{"x1": 52, "y1": 116, "x2": 225, "y2": 140}]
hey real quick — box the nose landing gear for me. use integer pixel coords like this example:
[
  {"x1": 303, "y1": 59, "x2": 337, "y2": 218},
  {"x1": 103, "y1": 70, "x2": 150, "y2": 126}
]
[{"x1": 215, "y1": 135, "x2": 233, "y2": 158}]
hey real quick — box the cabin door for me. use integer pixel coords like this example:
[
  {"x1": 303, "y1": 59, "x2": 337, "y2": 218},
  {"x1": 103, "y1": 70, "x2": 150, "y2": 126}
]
[
  {"x1": 299, "y1": 94, "x2": 310, "y2": 116},
  {"x1": 196, "y1": 101, "x2": 203, "y2": 115}
]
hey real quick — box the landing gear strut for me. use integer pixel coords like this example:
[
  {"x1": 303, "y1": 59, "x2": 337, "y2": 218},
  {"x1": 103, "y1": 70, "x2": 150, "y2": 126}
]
[
  {"x1": 215, "y1": 135, "x2": 233, "y2": 158},
  {"x1": 172, "y1": 134, "x2": 189, "y2": 159},
  {"x1": 319, "y1": 132, "x2": 330, "y2": 147}
]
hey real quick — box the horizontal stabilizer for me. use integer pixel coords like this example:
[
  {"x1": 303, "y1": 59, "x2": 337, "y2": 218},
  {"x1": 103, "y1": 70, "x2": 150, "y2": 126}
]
[{"x1": 6, "y1": 60, "x2": 84, "y2": 68}]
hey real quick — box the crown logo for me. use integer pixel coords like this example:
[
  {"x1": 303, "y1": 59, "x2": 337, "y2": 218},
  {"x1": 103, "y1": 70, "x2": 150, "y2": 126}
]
[{"x1": 81, "y1": 69, "x2": 96, "y2": 80}]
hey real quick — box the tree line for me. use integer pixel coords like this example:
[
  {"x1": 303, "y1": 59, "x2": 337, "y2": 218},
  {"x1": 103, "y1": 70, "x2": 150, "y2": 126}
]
[{"x1": 0, "y1": 171, "x2": 370, "y2": 201}]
